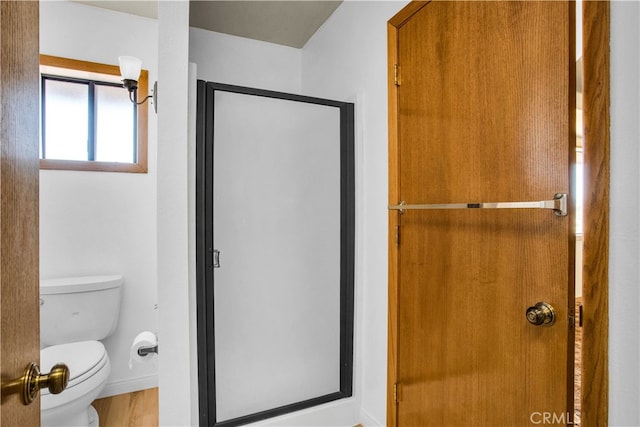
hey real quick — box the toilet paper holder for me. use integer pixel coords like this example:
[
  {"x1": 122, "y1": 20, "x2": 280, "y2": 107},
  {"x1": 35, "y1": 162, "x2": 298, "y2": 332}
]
[{"x1": 137, "y1": 344, "x2": 158, "y2": 357}]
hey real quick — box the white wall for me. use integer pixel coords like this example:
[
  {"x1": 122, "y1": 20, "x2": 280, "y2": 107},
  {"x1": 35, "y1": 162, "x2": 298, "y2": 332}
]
[
  {"x1": 39, "y1": 1, "x2": 159, "y2": 396},
  {"x1": 156, "y1": 1, "x2": 195, "y2": 425},
  {"x1": 609, "y1": 2, "x2": 640, "y2": 426},
  {"x1": 302, "y1": 2, "x2": 408, "y2": 424},
  {"x1": 189, "y1": 27, "x2": 302, "y2": 93}
]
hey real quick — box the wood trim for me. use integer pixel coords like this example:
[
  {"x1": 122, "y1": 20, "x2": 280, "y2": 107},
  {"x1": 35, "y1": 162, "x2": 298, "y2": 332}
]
[
  {"x1": 388, "y1": 1, "x2": 429, "y2": 28},
  {"x1": 38, "y1": 158, "x2": 147, "y2": 173},
  {"x1": 40, "y1": 54, "x2": 122, "y2": 77},
  {"x1": 38, "y1": 55, "x2": 149, "y2": 173},
  {"x1": 387, "y1": 5, "x2": 431, "y2": 426},
  {"x1": 567, "y1": 1, "x2": 578, "y2": 418},
  {"x1": 137, "y1": 68, "x2": 149, "y2": 172},
  {"x1": 580, "y1": 1, "x2": 610, "y2": 426},
  {"x1": 386, "y1": 19, "x2": 399, "y2": 427}
]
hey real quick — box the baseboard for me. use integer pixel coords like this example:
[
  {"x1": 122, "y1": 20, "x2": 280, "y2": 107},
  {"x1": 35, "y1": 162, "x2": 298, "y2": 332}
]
[
  {"x1": 359, "y1": 408, "x2": 382, "y2": 427},
  {"x1": 98, "y1": 374, "x2": 158, "y2": 399}
]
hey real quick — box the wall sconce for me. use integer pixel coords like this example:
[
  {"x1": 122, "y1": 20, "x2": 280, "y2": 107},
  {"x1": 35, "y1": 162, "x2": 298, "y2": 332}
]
[{"x1": 118, "y1": 56, "x2": 157, "y2": 113}]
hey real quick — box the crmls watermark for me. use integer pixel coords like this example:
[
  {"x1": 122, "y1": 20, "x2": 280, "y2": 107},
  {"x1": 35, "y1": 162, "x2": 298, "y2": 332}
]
[{"x1": 530, "y1": 412, "x2": 576, "y2": 425}]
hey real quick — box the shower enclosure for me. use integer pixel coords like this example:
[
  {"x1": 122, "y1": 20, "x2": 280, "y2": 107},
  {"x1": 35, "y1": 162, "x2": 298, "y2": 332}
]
[{"x1": 195, "y1": 82, "x2": 355, "y2": 426}]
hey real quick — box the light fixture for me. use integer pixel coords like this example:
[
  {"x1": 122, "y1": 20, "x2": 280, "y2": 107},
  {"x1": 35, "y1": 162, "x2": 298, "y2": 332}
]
[{"x1": 118, "y1": 56, "x2": 157, "y2": 113}]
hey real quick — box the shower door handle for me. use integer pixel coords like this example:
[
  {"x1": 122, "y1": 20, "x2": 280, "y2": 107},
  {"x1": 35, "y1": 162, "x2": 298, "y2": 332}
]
[{"x1": 213, "y1": 249, "x2": 221, "y2": 268}]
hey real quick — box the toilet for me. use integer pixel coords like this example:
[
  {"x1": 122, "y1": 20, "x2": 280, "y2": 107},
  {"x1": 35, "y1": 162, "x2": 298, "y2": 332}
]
[{"x1": 39, "y1": 275, "x2": 123, "y2": 427}]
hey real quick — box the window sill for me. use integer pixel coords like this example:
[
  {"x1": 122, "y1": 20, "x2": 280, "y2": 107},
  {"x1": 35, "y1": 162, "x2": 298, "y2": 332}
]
[{"x1": 40, "y1": 159, "x2": 148, "y2": 173}]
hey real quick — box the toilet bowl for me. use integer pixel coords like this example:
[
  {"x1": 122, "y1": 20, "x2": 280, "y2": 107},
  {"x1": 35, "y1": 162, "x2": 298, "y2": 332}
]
[
  {"x1": 39, "y1": 275, "x2": 123, "y2": 427},
  {"x1": 41, "y1": 341, "x2": 111, "y2": 427}
]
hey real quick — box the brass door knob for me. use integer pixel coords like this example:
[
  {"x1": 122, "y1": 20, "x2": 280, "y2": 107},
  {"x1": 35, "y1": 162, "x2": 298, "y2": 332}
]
[
  {"x1": 526, "y1": 302, "x2": 556, "y2": 326},
  {"x1": 1, "y1": 362, "x2": 69, "y2": 405}
]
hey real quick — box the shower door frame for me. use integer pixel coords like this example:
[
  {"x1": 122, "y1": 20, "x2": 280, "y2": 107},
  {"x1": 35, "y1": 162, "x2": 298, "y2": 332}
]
[{"x1": 195, "y1": 81, "x2": 355, "y2": 427}]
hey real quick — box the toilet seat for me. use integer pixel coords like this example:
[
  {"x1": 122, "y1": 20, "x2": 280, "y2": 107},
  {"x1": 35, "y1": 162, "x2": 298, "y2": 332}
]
[{"x1": 40, "y1": 341, "x2": 109, "y2": 409}]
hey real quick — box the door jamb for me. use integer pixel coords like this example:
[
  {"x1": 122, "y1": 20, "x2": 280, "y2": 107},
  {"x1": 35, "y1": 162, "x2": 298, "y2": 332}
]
[
  {"x1": 580, "y1": 2, "x2": 610, "y2": 426},
  {"x1": 386, "y1": 3, "x2": 428, "y2": 425}
]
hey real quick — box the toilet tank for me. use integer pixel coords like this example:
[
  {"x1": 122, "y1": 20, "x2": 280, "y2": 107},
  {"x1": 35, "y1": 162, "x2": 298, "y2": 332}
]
[{"x1": 40, "y1": 275, "x2": 123, "y2": 347}]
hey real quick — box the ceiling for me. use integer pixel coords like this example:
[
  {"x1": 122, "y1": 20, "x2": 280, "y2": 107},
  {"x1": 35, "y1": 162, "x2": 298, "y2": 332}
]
[{"x1": 72, "y1": 0, "x2": 342, "y2": 48}]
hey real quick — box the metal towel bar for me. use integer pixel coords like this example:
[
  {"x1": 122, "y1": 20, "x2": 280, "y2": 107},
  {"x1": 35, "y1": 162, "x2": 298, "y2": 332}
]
[{"x1": 388, "y1": 193, "x2": 567, "y2": 216}]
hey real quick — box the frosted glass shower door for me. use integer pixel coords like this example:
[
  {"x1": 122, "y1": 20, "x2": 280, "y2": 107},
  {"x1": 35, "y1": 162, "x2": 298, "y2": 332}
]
[{"x1": 196, "y1": 82, "x2": 355, "y2": 426}]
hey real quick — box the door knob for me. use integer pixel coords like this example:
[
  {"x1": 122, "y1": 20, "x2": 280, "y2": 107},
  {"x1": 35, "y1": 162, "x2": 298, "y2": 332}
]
[
  {"x1": 1, "y1": 362, "x2": 69, "y2": 405},
  {"x1": 526, "y1": 302, "x2": 556, "y2": 326}
]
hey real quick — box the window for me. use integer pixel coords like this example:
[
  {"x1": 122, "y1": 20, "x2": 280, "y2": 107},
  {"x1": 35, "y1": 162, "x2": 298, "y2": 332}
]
[{"x1": 39, "y1": 55, "x2": 148, "y2": 173}]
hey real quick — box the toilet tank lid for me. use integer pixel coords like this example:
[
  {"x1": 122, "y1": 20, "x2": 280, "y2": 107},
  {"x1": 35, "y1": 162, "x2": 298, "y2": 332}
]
[{"x1": 40, "y1": 275, "x2": 123, "y2": 295}]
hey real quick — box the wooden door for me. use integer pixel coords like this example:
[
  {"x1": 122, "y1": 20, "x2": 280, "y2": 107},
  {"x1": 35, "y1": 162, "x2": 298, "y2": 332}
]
[
  {"x1": 388, "y1": 1, "x2": 575, "y2": 426},
  {"x1": 0, "y1": 1, "x2": 41, "y2": 426}
]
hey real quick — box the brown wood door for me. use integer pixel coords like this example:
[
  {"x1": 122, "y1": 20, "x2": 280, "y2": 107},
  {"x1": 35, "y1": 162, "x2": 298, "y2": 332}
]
[
  {"x1": 0, "y1": 1, "x2": 42, "y2": 426},
  {"x1": 388, "y1": 1, "x2": 575, "y2": 426}
]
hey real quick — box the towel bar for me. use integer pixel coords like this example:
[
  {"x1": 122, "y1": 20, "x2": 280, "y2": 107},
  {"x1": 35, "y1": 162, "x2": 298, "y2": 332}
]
[{"x1": 388, "y1": 193, "x2": 567, "y2": 216}]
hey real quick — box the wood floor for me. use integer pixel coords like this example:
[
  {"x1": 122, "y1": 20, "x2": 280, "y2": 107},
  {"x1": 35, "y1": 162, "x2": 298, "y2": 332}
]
[{"x1": 92, "y1": 388, "x2": 158, "y2": 427}]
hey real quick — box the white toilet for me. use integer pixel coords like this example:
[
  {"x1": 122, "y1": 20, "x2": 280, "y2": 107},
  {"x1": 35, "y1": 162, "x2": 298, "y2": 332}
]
[{"x1": 39, "y1": 275, "x2": 123, "y2": 427}]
